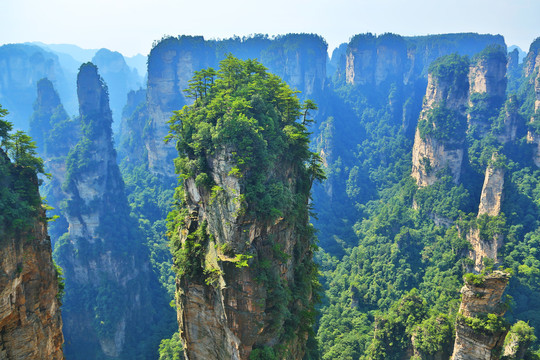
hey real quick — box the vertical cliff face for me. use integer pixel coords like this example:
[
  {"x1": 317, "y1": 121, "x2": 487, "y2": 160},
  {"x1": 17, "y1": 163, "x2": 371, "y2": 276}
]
[
  {"x1": 478, "y1": 159, "x2": 505, "y2": 217},
  {"x1": 145, "y1": 36, "x2": 214, "y2": 175},
  {"x1": 144, "y1": 34, "x2": 328, "y2": 175},
  {"x1": 466, "y1": 156, "x2": 505, "y2": 273},
  {"x1": 55, "y1": 63, "x2": 157, "y2": 359},
  {"x1": 411, "y1": 55, "x2": 469, "y2": 187},
  {"x1": 468, "y1": 47, "x2": 507, "y2": 136},
  {"x1": 526, "y1": 40, "x2": 540, "y2": 166},
  {"x1": 0, "y1": 150, "x2": 64, "y2": 360},
  {"x1": 168, "y1": 57, "x2": 319, "y2": 360},
  {"x1": 29, "y1": 78, "x2": 67, "y2": 154},
  {"x1": 261, "y1": 34, "x2": 327, "y2": 97},
  {"x1": 178, "y1": 154, "x2": 310, "y2": 359},
  {"x1": 118, "y1": 88, "x2": 148, "y2": 165},
  {"x1": 29, "y1": 78, "x2": 79, "y2": 248},
  {"x1": 345, "y1": 34, "x2": 406, "y2": 87},
  {"x1": 468, "y1": 51, "x2": 507, "y2": 98},
  {"x1": 343, "y1": 33, "x2": 505, "y2": 88},
  {"x1": 495, "y1": 96, "x2": 520, "y2": 144},
  {"x1": 452, "y1": 271, "x2": 510, "y2": 360},
  {"x1": 92, "y1": 48, "x2": 143, "y2": 130}
]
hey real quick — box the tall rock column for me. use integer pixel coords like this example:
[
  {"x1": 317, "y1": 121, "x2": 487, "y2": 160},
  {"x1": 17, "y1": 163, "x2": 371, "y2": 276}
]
[
  {"x1": 467, "y1": 46, "x2": 507, "y2": 136},
  {"x1": 411, "y1": 54, "x2": 470, "y2": 186},
  {"x1": 55, "y1": 63, "x2": 157, "y2": 359},
  {"x1": 526, "y1": 39, "x2": 540, "y2": 166},
  {"x1": 452, "y1": 271, "x2": 510, "y2": 360},
  {"x1": 0, "y1": 150, "x2": 64, "y2": 360},
  {"x1": 168, "y1": 57, "x2": 320, "y2": 360},
  {"x1": 467, "y1": 154, "x2": 506, "y2": 273}
]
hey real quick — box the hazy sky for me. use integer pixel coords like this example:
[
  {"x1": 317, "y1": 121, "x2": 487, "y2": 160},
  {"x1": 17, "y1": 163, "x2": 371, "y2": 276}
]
[{"x1": 2, "y1": 0, "x2": 539, "y2": 56}]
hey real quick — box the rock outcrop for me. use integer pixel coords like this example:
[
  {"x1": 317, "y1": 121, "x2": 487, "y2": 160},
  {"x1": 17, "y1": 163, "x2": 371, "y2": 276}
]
[
  {"x1": 468, "y1": 47, "x2": 507, "y2": 135},
  {"x1": 176, "y1": 150, "x2": 315, "y2": 360},
  {"x1": 466, "y1": 152, "x2": 506, "y2": 272},
  {"x1": 346, "y1": 33, "x2": 407, "y2": 87},
  {"x1": 452, "y1": 271, "x2": 510, "y2": 360},
  {"x1": 0, "y1": 44, "x2": 73, "y2": 129},
  {"x1": 28, "y1": 78, "x2": 79, "y2": 247},
  {"x1": 478, "y1": 159, "x2": 505, "y2": 217},
  {"x1": 411, "y1": 54, "x2": 469, "y2": 187},
  {"x1": 145, "y1": 36, "x2": 214, "y2": 175},
  {"x1": 143, "y1": 34, "x2": 327, "y2": 175},
  {"x1": 55, "y1": 63, "x2": 160, "y2": 359},
  {"x1": 91, "y1": 48, "x2": 143, "y2": 130},
  {"x1": 526, "y1": 39, "x2": 540, "y2": 166},
  {"x1": 0, "y1": 150, "x2": 64, "y2": 360},
  {"x1": 169, "y1": 58, "x2": 318, "y2": 359},
  {"x1": 495, "y1": 96, "x2": 520, "y2": 144},
  {"x1": 343, "y1": 33, "x2": 505, "y2": 87}
]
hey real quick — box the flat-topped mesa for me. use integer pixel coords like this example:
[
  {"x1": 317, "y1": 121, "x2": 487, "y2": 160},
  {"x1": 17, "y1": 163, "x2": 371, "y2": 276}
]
[
  {"x1": 0, "y1": 150, "x2": 64, "y2": 360},
  {"x1": 495, "y1": 96, "x2": 520, "y2": 144},
  {"x1": 346, "y1": 33, "x2": 407, "y2": 86},
  {"x1": 144, "y1": 34, "x2": 328, "y2": 175},
  {"x1": 411, "y1": 54, "x2": 469, "y2": 187},
  {"x1": 468, "y1": 46, "x2": 507, "y2": 136},
  {"x1": 145, "y1": 36, "x2": 213, "y2": 175},
  {"x1": 452, "y1": 271, "x2": 510, "y2": 360}
]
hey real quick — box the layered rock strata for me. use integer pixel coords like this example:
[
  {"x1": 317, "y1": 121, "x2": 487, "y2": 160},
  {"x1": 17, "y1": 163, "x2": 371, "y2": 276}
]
[
  {"x1": 55, "y1": 63, "x2": 156, "y2": 359},
  {"x1": 411, "y1": 56, "x2": 469, "y2": 187},
  {"x1": 452, "y1": 271, "x2": 510, "y2": 360},
  {"x1": 176, "y1": 149, "x2": 315, "y2": 360},
  {"x1": 526, "y1": 40, "x2": 540, "y2": 166},
  {"x1": 0, "y1": 151, "x2": 64, "y2": 360},
  {"x1": 468, "y1": 48, "x2": 507, "y2": 135},
  {"x1": 144, "y1": 34, "x2": 327, "y2": 175}
]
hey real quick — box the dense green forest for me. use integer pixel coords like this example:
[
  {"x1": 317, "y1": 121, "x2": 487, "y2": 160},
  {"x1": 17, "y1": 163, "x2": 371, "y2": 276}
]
[
  {"x1": 0, "y1": 105, "x2": 47, "y2": 235},
  {"x1": 3, "y1": 32, "x2": 540, "y2": 360}
]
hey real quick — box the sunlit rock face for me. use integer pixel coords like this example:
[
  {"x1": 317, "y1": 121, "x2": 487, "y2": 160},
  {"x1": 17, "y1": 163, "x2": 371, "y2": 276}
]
[
  {"x1": 0, "y1": 151, "x2": 64, "y2": 360},
  {"x1": 175, "y1": 146, "x2": 316, "y2": 359},
  {"x1": 411, "y1": 69, "x2": 469, "y2": 187},
  {"x1": 452, "y1": 272, "x2": 510, "y2": 360}
]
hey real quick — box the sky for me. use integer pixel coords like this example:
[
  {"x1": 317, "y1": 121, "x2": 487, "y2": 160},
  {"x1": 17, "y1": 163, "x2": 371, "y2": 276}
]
[{"x1": 2, "y1": 0, "x2": 539, "y2": 57}]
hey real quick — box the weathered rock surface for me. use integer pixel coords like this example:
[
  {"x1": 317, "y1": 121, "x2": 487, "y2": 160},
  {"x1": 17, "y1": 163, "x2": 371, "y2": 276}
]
[
  {"x1": 176, "y1": 147, "x2": 315, "y2": 360},
  {"x1": 345, "y1": 34, "x2": 407, "y2": 86},
  {"x1": 496, "y1": 97, "x2": 520, "y2": 144},
  {"x1": 452, "y1": 271, "x2": 510, "y2": 360},
  {"x1": 0, "y1": 152, "x2": 64, "y2": 360},
  {"x1": 411, "y1": 70, "x2": 469, "y2": 187},
  {"x1": 144, "y1": 34, "x2": 327, "y2": 175},
  {"x1": 478, "y1": 160, "x2": 505, "y2": 217},
  {"x1": 344, "y1": 33, "x2": 505, "y2": 87},
  {"x1": 468, "y1": 49, "x2": 507, "y2": 135},
  {"x1": 525, "y1": 39, "x2": 540, "y2": 166},
  {"x1": 465, "y1": 154, "x2": 505, "y2": 272},
  {"x1": 56, "y1": 63, "x2": 159, "y2": 359},
  {"x1": 469, "y1": 53, "x2": 507, "y2": 100}
]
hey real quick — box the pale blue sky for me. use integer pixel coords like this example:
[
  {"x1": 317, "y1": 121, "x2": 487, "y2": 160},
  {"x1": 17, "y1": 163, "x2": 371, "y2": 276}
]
[{"x1": 2, "y1": 0, "x2": 539, "y2": 56}]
